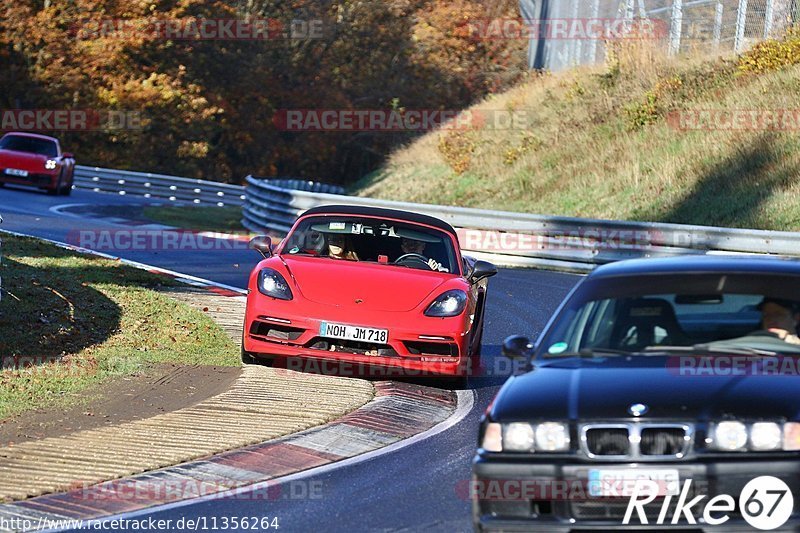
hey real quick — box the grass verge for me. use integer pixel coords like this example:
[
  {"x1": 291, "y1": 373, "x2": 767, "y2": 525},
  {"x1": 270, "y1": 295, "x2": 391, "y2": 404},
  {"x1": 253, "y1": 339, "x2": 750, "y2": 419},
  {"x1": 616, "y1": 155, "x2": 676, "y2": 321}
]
[
  {"x1": 142, "y1": 205, "x2": 245, "y2": 232},
  {"x1": 0, "y1": 235, "x2": 239, "y2": 420},
  {"x1": 357, "y1": 33, "x2": 800, "y2": 231}
]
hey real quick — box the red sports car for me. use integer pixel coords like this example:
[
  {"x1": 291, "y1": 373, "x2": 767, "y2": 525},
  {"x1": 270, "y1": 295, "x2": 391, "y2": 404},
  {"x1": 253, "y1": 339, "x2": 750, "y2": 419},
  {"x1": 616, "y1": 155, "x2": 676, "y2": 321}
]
[
  {"x1": 0, "y1": 132, "x2": 75, "y2": 195},
  {"x1": 242, "y1": 205, "x2": 497, "y2": 384}
]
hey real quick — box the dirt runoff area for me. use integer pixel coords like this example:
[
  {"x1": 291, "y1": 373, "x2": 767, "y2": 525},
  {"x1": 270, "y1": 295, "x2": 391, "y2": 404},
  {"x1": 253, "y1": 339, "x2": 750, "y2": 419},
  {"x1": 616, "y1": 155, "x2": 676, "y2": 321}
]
[{"x1": 0, "y1": 363, "x2": 241, "y2": 447}]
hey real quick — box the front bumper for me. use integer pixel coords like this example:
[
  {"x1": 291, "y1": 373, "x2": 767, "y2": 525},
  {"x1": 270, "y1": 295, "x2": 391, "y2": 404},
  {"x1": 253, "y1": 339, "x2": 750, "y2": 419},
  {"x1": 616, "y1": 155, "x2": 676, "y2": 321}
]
[
  {"x1": 472, "y1": 457, "x2": 800, "y2": 532},
  {"x1": 243, "y1": 294, "x2": 472, "y2": 378},
  {"x1": 0, "y1": 169, "x2": 58, "y2": 188}
]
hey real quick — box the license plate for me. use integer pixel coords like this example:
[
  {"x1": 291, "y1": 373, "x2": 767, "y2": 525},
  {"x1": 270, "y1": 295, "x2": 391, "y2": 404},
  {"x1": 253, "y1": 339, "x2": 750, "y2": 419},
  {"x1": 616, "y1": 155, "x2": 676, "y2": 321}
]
[
  {"x1": 588, "y1": 468, "x2": 680, "y2": 497},
  {"x1": 5, "y1": 168, "x2": 28, "y2": 177},
  {"x1": 320, "y1": 322, "x2": 388, "y2": 344}
]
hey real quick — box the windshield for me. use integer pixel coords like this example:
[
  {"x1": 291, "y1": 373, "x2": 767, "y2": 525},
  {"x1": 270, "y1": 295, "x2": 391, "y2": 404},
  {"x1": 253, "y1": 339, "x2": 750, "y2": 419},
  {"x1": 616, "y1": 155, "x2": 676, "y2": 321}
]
[
  {"x1": 0, "y1": 135, "x2": 58, "y2": 157},
  {"x1": 539, "y1": 273, "x2": 800, "y2": 357},
  {"x1": 280, "y1": 215, "x2": 458, "y2": 274}
]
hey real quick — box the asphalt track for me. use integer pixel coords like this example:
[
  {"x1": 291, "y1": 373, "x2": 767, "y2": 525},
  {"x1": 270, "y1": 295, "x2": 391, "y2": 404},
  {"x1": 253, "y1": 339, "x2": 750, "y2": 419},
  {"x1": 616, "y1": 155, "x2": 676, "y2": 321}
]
[{"x1": 0, "y1": 184, "x2": 580, "y2": 532}]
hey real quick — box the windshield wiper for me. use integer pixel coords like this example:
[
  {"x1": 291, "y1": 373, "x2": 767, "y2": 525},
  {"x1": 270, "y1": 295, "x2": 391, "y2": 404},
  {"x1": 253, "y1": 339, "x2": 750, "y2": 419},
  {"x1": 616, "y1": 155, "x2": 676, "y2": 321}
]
[
  {"x1": 690, "y1": 343, "x2": 779, "y2": 356},
  {"x1": 544, "y1": 348, "x2": 633, "y2": 359}
]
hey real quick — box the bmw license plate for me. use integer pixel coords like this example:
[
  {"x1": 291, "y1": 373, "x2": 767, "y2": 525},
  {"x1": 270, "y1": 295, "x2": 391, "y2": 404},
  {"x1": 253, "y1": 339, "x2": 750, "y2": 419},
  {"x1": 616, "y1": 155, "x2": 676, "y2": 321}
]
[
  {"x1": 320, "y1": 322, "x2": 388, "y2": 344},
  {"x1": 588, "y1": 468, "x2": 680, "y2": 497},
  {"x1": 5, "y1": 168, "x2": 28, "y2": 177}
]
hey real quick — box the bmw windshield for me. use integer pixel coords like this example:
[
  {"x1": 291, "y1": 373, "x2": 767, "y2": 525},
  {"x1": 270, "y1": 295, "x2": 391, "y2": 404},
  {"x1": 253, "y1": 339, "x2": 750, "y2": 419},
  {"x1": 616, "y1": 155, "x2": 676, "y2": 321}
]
[
  {"x1": 538, "y1": 273, "x2": 800, "y2": 357},
  {"x1": 280, "y1": 216, "x2": 459, "y2": 274}
]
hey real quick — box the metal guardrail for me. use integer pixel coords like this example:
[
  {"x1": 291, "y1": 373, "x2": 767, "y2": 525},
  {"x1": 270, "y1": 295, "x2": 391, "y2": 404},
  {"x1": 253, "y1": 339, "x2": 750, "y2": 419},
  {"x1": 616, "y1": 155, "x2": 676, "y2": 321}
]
[
  {"x1": 74, "y1": 165, "x2": 246, "y2": 206},
  {"x1": 242, "y1": 176, "x2": 800, "y2": 272}
]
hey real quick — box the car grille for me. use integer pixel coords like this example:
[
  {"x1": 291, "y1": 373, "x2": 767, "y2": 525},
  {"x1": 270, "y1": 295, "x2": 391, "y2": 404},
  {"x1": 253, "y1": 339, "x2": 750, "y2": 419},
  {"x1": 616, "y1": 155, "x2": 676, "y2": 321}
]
[
  {"x1": 585, "y1": 428, "x2": 629, "y2": 456},
  {"x1": 641, "y1": 427, "x2": 686, "y2": 456},
  {"x1": 305, "y1": 337, "x2": 399, "y2": 357},
  {"x1": 581, "y1": 424, "x2": 692, "y2": 460}
]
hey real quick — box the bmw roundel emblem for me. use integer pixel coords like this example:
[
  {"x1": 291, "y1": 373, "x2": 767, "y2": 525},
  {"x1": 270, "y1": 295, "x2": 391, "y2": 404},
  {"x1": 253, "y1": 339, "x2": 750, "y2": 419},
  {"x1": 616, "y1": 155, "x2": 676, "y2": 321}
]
[{"x1": 628, "y1": 403, "x2": 648, "y2": 417}]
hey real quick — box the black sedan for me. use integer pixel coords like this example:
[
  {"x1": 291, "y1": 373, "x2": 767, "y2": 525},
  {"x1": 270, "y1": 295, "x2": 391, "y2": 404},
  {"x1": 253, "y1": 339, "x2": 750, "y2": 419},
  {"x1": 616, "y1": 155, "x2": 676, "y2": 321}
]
[{"x1": 473, "y1": 256, "x2": 800, "y2": 532}]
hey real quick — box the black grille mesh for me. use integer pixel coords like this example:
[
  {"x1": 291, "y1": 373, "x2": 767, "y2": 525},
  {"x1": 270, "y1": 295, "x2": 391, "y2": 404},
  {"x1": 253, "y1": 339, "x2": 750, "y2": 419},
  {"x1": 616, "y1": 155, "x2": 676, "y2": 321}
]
[
  {"x1": 585, "y1": 428, "x2": 629, "y2": 456},
  {"x1": 641, "y1": 427, "x2": 686, "y2": 456}
]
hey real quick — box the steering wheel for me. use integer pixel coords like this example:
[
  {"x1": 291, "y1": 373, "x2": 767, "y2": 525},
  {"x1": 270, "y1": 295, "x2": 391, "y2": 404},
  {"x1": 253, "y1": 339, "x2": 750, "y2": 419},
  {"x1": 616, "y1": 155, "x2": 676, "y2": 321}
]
[{"x1": 394, "y1": 253, "x2": 433, "y2": 270}]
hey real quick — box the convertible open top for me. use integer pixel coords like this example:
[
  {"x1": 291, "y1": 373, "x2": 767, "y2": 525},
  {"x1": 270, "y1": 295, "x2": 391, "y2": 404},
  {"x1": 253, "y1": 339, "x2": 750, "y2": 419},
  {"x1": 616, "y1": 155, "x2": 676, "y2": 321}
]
[{"x1": 300, "y1": 205, "x2": 458, "y2": 239}]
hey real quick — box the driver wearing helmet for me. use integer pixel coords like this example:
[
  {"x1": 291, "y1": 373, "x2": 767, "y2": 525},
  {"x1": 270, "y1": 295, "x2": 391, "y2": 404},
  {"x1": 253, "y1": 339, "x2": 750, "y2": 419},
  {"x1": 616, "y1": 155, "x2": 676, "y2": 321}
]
[{"x1": 399, "y1": 237, "x2": 447, "y2": 272}]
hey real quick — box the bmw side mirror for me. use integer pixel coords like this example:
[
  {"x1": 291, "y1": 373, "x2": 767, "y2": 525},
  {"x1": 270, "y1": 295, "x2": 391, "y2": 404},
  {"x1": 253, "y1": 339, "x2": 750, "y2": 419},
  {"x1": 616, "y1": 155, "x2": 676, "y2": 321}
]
[
  {"x1": 503, "y1": 335, "x2": 534, "y2": 359},
  {"x1": 63, "y1": 152, "x2": 74, "y2": 159},
  {"x1": 249, "y1": 235, "x2": 273, "y2": 259},
  {"x1": 469, "y1": 260, "x2": 498, "y2": 283}
]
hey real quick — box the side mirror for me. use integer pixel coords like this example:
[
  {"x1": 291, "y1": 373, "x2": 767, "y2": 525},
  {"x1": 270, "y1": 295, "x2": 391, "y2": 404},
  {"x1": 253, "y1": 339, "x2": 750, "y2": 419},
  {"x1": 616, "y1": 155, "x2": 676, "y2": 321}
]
[
  {"x1": 469, "y1": 260, "x2": 498, "y2": 283},
  {"x1": 62, "y1": 152, "x2": 74, "y2": 159},
  {"x1": 249, "y1": 235, "x2": 273, "y2": 259},
  {"x1": 503, "y1": 335, "x2": 534, "y2": 359}
]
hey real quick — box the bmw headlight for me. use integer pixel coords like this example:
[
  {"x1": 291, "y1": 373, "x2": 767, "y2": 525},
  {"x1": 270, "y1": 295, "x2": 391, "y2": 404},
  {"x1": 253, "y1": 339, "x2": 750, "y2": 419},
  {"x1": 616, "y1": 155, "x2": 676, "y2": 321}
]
[
  {"x1": 481, "y1": 421, "x2": 571, "y2": 453},
  {"x1": 710, "y1": 421, "x2": 749, "y2": 451},
  {"x1": 45, "y1": 159, "x2": 57, "y2": 170},
  {"x1": 750, "y1": 422, "x2": 782, "y2": 451},
  {"x1": 710, "y1": 421, "x2": 800, "y2": 451},
  {"x1": 424, "y1": 290, "x2": 467, "y2": 317},
  {"x1": 503, "y1": 423, "x2": 535, "y2": 452},
  {"x1": 535, "y1": 422, "x2": 571, "y2": 452},
  {"x1": 257, "y1": 268, "x2": 292, "y2": 300}
]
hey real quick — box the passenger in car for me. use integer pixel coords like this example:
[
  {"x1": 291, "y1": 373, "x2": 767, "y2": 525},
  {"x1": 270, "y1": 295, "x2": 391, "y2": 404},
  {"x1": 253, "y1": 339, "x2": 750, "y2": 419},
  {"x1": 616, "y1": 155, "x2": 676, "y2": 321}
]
[
  {"x1": 756, "y1": 297, "x2": 800, "y2": 344},
  {"x1": 327, "y1": 233, "x2": 359, "y2": 261}
]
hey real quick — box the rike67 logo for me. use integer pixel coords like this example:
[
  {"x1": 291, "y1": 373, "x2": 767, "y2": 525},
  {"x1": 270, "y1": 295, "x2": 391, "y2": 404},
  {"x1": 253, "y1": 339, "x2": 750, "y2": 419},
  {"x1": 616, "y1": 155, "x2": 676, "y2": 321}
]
[{"x1": 624, "y1": 476, "x2": 794, "y2": 530}]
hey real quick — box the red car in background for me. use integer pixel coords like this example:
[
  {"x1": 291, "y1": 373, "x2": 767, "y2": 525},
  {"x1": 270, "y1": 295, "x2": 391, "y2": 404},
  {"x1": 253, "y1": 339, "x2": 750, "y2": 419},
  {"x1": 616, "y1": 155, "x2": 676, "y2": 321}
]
[
  {"x1": 0, "y1": 132, "x2": 75, "y2": 195},
  {"x1": 242, "y1": 205, "x2": 497, "y2": 385}
]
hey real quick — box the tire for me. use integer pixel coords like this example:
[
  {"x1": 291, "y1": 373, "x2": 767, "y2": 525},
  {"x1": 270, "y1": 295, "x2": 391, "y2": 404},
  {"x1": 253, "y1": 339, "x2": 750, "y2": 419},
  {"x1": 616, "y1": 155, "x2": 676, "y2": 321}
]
[
  {"x1": 241, "y1": 345, "x2": 259, "y2": 365},
  {"x1": 240, "y1": 332, "x2": 273, "y2": 366},
  {"x1": 60, "y1": 181, "x2": 72, "y2": 196},
  {"x1": 47, "y1": 171, "x2": 63, "y2": 196},
  {"x1": 444, "y1": 374, "x2": 469, "y2": 390}
]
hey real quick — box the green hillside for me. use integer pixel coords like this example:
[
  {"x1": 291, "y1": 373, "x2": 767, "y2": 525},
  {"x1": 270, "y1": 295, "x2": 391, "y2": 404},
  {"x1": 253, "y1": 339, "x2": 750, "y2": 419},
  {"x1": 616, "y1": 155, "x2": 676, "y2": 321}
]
[{"x1": 356, "y1": 35, "x2": 800, "y2": 230}]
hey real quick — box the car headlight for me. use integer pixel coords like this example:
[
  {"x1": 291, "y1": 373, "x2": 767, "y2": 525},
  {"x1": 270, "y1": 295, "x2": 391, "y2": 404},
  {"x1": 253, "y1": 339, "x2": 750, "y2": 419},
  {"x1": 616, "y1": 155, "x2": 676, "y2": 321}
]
[
  {"x1": 45, "y1": 159, "x2": 57, "y2": 170},
  {"x1": 481, "y1": 422, "x2": 570, "y2": 453},
  {"x1": 750, "y1": 422, "x2": 782, "y2": 451},
  {"x1": 424, "y1": 289, "x2": 467, "y2": 317},
  {"x1": 503, "y1": 422, "x2": 535, "y2": 452},
  {"x1": 257, "y1": 268, "x2": 292, "y2": 300},
  {"x1": 535, "y1": 422, "x2": 571, "y2": 452},
  {"x1": 711, "y1": 421, "x2": 749, "y2": 451}
]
